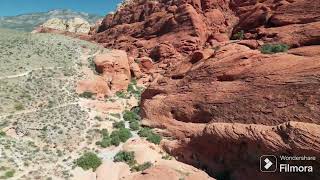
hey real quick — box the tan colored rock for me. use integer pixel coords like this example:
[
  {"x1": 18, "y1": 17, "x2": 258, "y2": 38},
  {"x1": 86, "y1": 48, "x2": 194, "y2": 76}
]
[
  {"x1": 94, "y1": 50, "x2": 131, "y2": 93},
  {"x1": 122, "y1": 139, "x2": 163, "y2": 164},
  {"x1": 96, "y1": 161, "x2": 130, "y2": 180},
  {"x1": 130, "y1": 62, "x2": 143, "y2": 78},
  {"x1": 288, "y1": 45, "x2": 320, "y2": 57},
  {"x1": 67, "y1": 17, "x2": 91, "y2": 34},
  {"x1": 76, "y1": 76, "x2": 111, "y2": 98},
  {"x1": 41, "y1": 18, "x2": 66, "y2": 31},
  {"x1": 39, "y1": 17, "x2": 91, "y2": 34}
]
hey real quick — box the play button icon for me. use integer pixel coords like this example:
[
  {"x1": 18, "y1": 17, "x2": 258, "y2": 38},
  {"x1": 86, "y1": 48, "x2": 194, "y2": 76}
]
[{"x1": 260, "y1": 155, "x2": 277, "y2": 172}]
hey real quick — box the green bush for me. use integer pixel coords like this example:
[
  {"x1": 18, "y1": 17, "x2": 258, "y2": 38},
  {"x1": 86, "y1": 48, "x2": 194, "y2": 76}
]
[
  {"x1": 138, "y1": 128, "x2": 153, "y2": 137},
  {"x1": 100, "y1": 129, "x2": 109, "y2": 137},
  {"x1": 114, "y1": 151, "x2": 136, "y2": 166},
  {"x1": 111, "y1": 128, "x2": 132, "y2": 142},
  {"x1": 76, "y1": 152, "x2": 102, "y2": 171},
  {"x1": 260, "y1": 44, "x2": 289, "y2": 54},
  {"x1": 79, "y1": 91, "x2": 95, "y2": 99},
  {"x1": 0, "y1": 131, "x2": 5, "y2": 137},
  {"x1": 147, "y1": 133, "x2": 162, "y2": 145},
  {"x1": 97, "y1": 128, "x2": 132, "y2": 147},
  {"x1": 131, "y1": 107, "x2": 140, "y2": 114},
  {"x1": 113, "y1": 121, "x2": 125, "y2": 129},
  {"x1": 129, "y1": 121, "x2": 140, "y2": 131},
  {"x1": 14, "y1": 103, "x2": 24, "y2": 111},
  {"x1": 4, "y1": 170, "x2": 15, "y2": 178},
  {"x1": 231, "y1": 30, "x2": 244, "y2": 40},
  {"x1": 123, "y1": 110, "x2": 140, "y2": 122},
  {"x1": 96, "y1": 129, "x2": 111, "y2": 148},
  {"x1": 96, "y1": 136, "x2": 111, "y2": 148},
  {"x1": 116, "y1": 91, "x2": 127, "y2": 98},
  {"x1": 111, "y1": 135, "x2": 121, "y2": 146},
  {"x1": 138, "y1": 128, "x2": 162, "y2": 145},
  {"x1": 131, "y1": 162, "x2": 152, "y2": 172}
]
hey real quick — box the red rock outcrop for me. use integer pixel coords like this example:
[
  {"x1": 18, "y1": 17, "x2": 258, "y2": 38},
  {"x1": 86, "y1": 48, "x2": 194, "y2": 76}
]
[
  {"x1": 92, "y1": 0, "x2": 236, "y2": 60},
  {"x1": 141, "y1": 43, "x2": 320, "y2": 179},
  {"x1": 91, "y1": 0, "x2": 320, "y2": 179},
  {"x1": 94, "y1": 50, "x2": 131, "y2": 92}
]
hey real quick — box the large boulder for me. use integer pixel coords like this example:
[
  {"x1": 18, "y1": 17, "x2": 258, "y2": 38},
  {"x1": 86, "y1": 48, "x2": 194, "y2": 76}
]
[
  {"x1": 36, "y1": 17, "x2": 91, "y2": 34},
  {"x1": 94, "y1": 50, "x2": 131, "y2": 93}
]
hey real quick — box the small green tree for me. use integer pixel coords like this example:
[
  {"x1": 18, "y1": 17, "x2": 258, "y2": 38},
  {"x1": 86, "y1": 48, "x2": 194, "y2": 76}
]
[
  {"x1": 147, "y1": 133, "x2": 162, "y2": 145},
  {"x1": 114, "y1": 151, "x2": 136, "y2": 166},
  {"x1": 129, "y1": 121, "x2": 140, "y2": 131},
  {"x1": 76, "y1": 152, "x2": 102, "y2": 171},
  {"x1": 113, "y1": 121, "x2": 125, "y2": 129},
  {"x1": 123, "y1": 110, "x2": 140, "y2": 122}
]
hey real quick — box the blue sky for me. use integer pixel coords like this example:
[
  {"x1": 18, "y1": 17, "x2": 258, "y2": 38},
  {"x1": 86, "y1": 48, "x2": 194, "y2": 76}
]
[{"x1": 0, "y1": 0, "x2": 123, "y2": 16}]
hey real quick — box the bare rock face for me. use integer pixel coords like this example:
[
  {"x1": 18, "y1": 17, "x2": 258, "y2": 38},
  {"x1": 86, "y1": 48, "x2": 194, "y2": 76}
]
[
  {"x1": 34, "y1": 17, "x2": 91, "y2": 34},
  {"x1": 92, "y1": 0, "x2": 320, "y2": 179},
  {"x1": 92, "y1": 0, "x2": 235, "y2": 59},
  {"x1": 140, "y1": 43, "x2": 320, "y2": 179},
  {"x1": 94, "y1": 50, "x2": 131, "y2": 93}
]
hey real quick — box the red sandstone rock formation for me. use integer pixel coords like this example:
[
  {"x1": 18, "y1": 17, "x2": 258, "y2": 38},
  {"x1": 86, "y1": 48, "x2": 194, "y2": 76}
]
[
  {"x1": 90, "y1": 0, "x2": 320, "y2": 179},
  {"x1": 94, "y1": 50, "x2": 131, "y2": 92}
]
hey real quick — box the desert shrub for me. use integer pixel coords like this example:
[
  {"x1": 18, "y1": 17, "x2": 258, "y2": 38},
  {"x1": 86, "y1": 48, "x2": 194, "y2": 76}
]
[
  {"x1": 96, "y1": 136, "x2": 111, "y2": 148},
  {"x1": 111, "y1": 128, "x2": 132, "y2": 142},
  {"x1": 79, "y1": 91, "x2": 95, "y2": 99},
  {"x1": 138, "y1": 127, "x2": 153, "y2": 137},
  {"x1": 131, "y1": 106, "x2": 140, "y2": 114},
  {"x1": 231, "y1": 30, "x2": 244, "y2": 40},
  {"x1": 113, "y1": 121, "x2": 125, "y2": 129},
  {"x1": 131, "y1": 162, "x2": 152, "y2": 172},
  {"x1": 96, "y1": 129, "x2": 111, "y2": 148},
  {"x1": 129, "y1": 121, "x2": 140, "y2": 131},
  {"x1": 114, "y1": 151, "x2": 136, "y2": 166},
  {"x1": 147, "y1": 133, "x2": 162, "y2": 145},
  {"x1": 138, "y1": 128, "x2": 162, "y2": 144},
  {"x1": 4, "y1": 170, "x2": 15, "y2": 178},
  {"x1": 100, "y1": 129, "x2": 109, "y2": 137},
  {"x1": 116, "y1": 91, "x2": 127, "y2": 98},
  {"x1": 260, "y1": 44, "x2": 289, "y2": 54},
  {"x1": 14, "y1": 103, "x2": 24, "y2": 111},
  {"x1": 111, "y1": 135, "x2": 121, "y2": 146},
  {"x1": 97, "y1": 128, "x2": 132, "y2": 147},
  {"x1": 162, "y1": 154, "x2": 172, "y2": 160},
  {"x1": 94, "y1": 116, "x2": 103, "y2": 121},
  {"x1": 0, "y1": 131, "x2": 5, "y2": 137},
  {"x1": 76, "y1": 152, "x2": 102, "y2": 171},
  {"x1": 123, "y1": 110, "x2": 140, "y2": 122}
]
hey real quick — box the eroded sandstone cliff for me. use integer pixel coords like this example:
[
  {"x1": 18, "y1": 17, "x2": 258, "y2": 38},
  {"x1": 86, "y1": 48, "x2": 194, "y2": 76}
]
[{"x1": 92, "y1": 0, "x2": 320, "y2": 179}]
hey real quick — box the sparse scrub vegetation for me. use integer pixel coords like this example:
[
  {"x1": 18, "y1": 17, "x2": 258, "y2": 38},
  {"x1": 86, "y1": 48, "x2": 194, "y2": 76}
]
[
  {"x1": 113, "y1": 121, "x2": 125, "y2": 129},
  {"x1": 138, "y1": 127, "x2": 162, "y2": 145},
  {"x1": 231, "y1": 30, "x2": 244, "y2": 40},
  {"x1": 260, "y1": 44, "x2": 289, "y2": 54},
  {"x1": 114, "y1": 151, "x2": 136, "y2": 166},
  {"x1": 79, "y1": 91, "x2": 95, "y2": 99},
  {"x1": 123, "y1": 110, "x2": 140, "y2": 122},
  {"x1": 131, "y1": 162, "x2": 153, "y2": 172}
]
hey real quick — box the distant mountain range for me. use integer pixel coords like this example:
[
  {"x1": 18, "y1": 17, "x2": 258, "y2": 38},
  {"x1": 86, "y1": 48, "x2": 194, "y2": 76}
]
[{"x1": 0, "y1": 9, "x2": 103, "y2": 32}]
